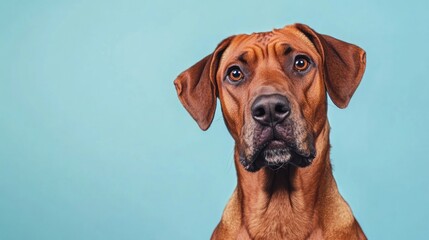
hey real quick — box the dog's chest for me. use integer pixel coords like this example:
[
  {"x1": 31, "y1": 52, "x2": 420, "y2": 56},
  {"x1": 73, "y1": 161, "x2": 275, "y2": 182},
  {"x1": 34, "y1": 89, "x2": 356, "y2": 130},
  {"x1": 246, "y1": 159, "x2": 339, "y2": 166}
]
[{"x1": 246, "y1": 192, "x2": 316, "y2": 239}]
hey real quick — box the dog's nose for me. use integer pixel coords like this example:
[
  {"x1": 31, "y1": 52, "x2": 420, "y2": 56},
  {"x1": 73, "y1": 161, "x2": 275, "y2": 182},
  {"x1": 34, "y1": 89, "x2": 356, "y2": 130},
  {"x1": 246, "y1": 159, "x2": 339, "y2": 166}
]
[{"x1": 251, "y1": 94, "x2": 290, "y2": 126}]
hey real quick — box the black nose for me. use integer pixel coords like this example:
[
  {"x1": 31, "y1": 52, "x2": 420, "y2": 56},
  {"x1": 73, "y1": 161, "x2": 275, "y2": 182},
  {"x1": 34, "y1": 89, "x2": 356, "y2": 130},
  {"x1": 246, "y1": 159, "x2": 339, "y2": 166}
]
[{"x1": 251, "y1": 94, "x2": 290, "y2": 126}]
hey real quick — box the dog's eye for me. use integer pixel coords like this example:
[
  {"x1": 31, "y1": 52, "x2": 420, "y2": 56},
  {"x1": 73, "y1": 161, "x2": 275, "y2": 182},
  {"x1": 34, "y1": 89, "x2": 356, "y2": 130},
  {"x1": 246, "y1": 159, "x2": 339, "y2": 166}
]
[
  {"x1": 227, "y1": 67, "x2": 244, "y2": 82},
  {"x1": 294, "y1": 56, "x2": 310, "y2": 72}
]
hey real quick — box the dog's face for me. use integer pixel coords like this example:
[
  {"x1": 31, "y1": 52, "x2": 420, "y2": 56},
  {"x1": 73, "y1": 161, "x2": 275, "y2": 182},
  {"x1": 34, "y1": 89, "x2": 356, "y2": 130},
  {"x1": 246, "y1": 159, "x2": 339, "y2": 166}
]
[
  {"x1": 174, "y1": 24, "x2": 366, "y2": 172},
  {"x1": 216, "y1": 28, "x2": 323, "y2": 171}
]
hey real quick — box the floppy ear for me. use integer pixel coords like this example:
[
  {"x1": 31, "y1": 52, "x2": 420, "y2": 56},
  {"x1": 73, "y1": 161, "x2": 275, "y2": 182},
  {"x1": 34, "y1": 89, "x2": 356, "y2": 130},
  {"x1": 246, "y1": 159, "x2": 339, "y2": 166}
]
[
  {"x1": 294, "y1": 24, "x2": 366, "y2": 108},
  {"x1": 174, "y1": 37, "x2": 233, "y2": 130}
]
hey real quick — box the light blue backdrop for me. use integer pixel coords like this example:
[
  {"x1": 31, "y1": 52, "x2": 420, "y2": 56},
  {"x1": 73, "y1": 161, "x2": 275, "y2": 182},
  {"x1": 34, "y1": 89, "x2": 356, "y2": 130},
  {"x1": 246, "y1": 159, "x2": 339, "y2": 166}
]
[{"x1": 1, "y1": 0, "x2": 428, "y2": 239}]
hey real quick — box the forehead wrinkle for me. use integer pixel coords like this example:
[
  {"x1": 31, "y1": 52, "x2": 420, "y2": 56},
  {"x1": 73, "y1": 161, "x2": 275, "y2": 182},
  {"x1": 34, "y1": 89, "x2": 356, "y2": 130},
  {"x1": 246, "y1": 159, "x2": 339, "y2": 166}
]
[
  {"x1": 237, "y1": 52, "x2": 248, "y2": 64},
  {"x1": 221, "y1": 29, "x2": 319, "y2": 70},
  {"x1": 225, "y1": 46, "x2": 260, "y2": 67},
  {"x1": 238, "y1": 43, "x2": 276, "y2": 65},
  {"x1": 220, "y1": 28, "x2": 318, "y2": 64},
  {"x1": 249, "y1": 44, "x2": 266, "y2": 61},
  {"x1": 219, "y1": 35, "x2": 259, "y2": 69},
  {"x1": 239, "y1": 47, "x2": 258, "y2": 64},
  {"x1": 280, "y1": 43, "x2": 293, "y2": 56}
]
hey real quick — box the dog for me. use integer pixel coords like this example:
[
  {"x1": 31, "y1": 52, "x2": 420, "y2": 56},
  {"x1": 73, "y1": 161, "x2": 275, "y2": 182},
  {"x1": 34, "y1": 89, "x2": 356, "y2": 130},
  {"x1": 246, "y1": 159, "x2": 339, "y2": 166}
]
[{"x1": 174, "y1": 23, "x2": 367, "y2": 240}]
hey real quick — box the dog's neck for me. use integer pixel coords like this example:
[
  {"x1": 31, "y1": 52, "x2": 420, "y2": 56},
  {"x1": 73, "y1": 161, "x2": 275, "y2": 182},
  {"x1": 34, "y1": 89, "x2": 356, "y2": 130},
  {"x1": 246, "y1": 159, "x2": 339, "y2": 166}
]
[{"x1": 233, "y1": 121, "x2": 349, "y2": 239}]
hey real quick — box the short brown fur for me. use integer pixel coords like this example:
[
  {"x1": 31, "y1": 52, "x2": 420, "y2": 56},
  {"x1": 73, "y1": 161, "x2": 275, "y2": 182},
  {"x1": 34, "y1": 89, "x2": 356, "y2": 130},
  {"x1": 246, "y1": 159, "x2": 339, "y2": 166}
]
[{"x1": 174, "y1": 23, "x2": 367, "y2": 240}]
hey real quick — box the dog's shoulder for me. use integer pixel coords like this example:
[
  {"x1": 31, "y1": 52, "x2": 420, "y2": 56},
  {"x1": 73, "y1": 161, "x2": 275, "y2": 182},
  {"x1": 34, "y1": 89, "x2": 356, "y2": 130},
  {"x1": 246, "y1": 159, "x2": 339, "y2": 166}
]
[{"x1": 211, "y1": 189, "x2": 242, "y2": 240}]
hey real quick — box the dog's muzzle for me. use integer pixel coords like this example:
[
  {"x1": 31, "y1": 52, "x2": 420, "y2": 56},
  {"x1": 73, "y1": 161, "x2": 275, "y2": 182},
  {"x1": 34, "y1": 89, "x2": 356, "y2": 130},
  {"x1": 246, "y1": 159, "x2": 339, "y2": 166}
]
[{"x1": 239, "y1": 94, "x2": 316, "y2": 172}]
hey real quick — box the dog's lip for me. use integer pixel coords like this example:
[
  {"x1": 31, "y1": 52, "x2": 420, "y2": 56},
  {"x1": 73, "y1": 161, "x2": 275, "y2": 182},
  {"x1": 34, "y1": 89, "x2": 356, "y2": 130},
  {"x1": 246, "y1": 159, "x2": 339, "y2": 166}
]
[
  {"x1": 253, "y1": 139, "x2": 290, "y2": 161},
  {"x1": 255, "y1": 139, "x2": 316, "y2": 162},
  {"x1": 240, "y1": 139, "x2": 316, "y2": 172},
  {"x1": 265, "y1": 140, "x2": 287, "y2": 150}
]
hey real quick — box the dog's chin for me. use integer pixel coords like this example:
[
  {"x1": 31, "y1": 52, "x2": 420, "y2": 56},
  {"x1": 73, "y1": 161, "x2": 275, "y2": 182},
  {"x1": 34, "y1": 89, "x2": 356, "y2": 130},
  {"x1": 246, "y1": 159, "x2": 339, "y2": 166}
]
[{"x1": 240, "y1": 140, "x2": 315, "y2": 172}]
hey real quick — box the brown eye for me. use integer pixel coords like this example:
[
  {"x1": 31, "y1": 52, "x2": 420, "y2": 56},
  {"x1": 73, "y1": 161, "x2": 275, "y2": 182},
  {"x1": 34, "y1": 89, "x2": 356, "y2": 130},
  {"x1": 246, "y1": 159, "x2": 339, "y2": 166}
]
[
  {"x1": 294, "y1": 56, "x2": 310, "y2": 72},
  {"x1": 227, "y1": 67, "x2": 244, "y2": 82}
]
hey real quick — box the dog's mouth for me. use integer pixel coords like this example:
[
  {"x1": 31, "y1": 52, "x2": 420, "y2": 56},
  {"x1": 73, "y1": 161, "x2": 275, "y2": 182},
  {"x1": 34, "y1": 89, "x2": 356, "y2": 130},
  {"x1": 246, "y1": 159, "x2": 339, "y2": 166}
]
[{"x1": 240, "y1": 139, "x2": 316, "y2": 172}]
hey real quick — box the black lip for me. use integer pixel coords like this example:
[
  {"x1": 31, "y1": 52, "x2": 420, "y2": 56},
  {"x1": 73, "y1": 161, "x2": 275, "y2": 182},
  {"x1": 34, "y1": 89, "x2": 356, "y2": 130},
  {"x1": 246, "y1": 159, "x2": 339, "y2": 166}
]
[
  {"x1": 241, "y1": 139, "x2": 316, "y2": 172},
  {"x1": 286, "y1": 150, "x2": 315, "y2": 167}
]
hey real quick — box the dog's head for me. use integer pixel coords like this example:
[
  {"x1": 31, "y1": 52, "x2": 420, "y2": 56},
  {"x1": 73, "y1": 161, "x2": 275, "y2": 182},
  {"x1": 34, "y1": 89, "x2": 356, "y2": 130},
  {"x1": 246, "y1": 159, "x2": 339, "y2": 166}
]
[{"x1": 174, "y1": 24, "x2": 366, "y2": 172}]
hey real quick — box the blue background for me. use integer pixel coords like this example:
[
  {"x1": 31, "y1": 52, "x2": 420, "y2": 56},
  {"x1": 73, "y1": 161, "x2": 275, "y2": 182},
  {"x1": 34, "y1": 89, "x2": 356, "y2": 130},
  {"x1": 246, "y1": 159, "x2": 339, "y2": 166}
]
[{"x1": 1, "y1": 0, "x2": 428, "y2": 239}]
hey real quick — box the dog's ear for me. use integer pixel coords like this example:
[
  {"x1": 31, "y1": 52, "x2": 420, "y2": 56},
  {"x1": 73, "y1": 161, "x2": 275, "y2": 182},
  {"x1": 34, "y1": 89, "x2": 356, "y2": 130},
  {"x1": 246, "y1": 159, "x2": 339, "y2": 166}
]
[
  {"x1": 294, "y1": 23, "x2": 366, "y2": 108},
  {"x1": 174, "y1": 37, "x2": 233, "y2": 130}
]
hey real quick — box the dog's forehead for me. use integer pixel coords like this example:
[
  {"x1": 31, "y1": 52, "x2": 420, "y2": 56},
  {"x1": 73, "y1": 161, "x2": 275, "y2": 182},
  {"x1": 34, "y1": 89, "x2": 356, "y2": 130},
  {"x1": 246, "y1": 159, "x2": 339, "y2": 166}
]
[
  {"x1": 221, "y1": 26, "x2": 318, "y2": 64},
  {"x1": 278, "y1": 26, "x2": 318, "y2": 51}
]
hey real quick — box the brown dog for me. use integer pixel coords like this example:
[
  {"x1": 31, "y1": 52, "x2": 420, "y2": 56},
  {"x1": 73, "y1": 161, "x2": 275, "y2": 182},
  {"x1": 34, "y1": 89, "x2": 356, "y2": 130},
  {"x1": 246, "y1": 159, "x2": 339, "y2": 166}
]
[{"x1": 174, "y1": 23, "x2": 366, "y2": 240}]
